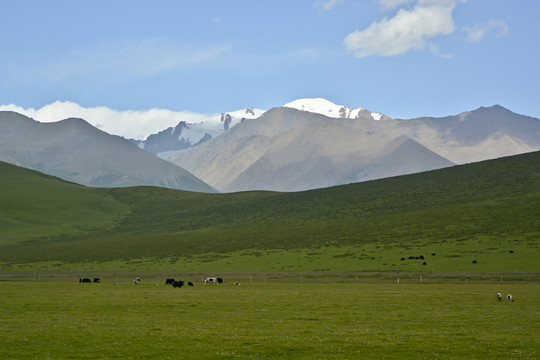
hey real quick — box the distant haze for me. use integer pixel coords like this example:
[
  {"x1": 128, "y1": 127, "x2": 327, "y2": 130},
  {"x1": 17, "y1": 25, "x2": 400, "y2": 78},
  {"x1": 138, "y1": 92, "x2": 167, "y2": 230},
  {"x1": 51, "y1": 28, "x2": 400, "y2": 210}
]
[{"x1": 0, "y1": 102, "x2": 217, "y2": 140}]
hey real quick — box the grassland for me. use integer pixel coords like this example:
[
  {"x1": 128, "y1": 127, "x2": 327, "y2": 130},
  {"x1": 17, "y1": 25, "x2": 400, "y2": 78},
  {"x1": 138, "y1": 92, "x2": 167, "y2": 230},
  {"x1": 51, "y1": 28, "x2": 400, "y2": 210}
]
[
  {"x1": 0, "y1": 161, "x2": 129, "y2": 246},
  {"x1": 0, "y1": 151, "x2": 539, "y2": 272},
  {"x1": 0, "y1": 278, "x2": 538, "y2": 359}
]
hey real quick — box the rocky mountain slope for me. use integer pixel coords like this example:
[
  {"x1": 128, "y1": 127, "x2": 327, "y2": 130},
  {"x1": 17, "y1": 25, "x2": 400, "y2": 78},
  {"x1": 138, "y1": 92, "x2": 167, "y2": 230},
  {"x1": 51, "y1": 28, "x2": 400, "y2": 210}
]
[
  {"x1": 168, "y1": 101, "x2": 540, "y2": 192},
  {"x1": 386, "y1": 105, "x2": 540, "y2": 164},
  {"x1": 129, "y1": 107, "x2": 265, "y2": 158},
  {"x1": 169, "y1": 107, "x2": 454, "y2": 192}
]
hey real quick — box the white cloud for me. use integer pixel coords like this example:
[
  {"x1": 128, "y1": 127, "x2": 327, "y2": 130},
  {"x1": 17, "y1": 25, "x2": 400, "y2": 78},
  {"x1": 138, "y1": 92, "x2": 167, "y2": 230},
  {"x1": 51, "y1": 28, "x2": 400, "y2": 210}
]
[
  {"x1": 315, "y1": 0, "x2": 344, "y2": 12},
  {"x1": 344, "y1": 0, "x2": 457, "y2": 57},
  {"x1": 463, "y1": 19, "x2": 509, "y2": 43},
  {"x1": 0, "y1": 101, "x2": 217, "y2": 140}
]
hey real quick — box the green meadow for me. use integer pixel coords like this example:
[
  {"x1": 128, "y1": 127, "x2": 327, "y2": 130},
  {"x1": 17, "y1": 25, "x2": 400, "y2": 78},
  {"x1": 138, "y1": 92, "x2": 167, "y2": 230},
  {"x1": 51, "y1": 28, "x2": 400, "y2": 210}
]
[
  {"x1": 0, "y1": 279, "x2": 538, "y2": 359},
  {"x1": 1, "y1": 151, "x2": 539, "y2": 272},
  {"x1": 1, "y1": 153, "x2": 540, "y2": 359}
]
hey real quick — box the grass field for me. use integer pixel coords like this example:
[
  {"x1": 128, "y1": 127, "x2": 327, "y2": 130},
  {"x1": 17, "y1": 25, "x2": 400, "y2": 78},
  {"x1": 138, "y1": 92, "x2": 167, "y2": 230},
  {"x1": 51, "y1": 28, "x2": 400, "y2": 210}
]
[
  {"x1": 1, "y1": 151, "x2": 539, "y2": 272},
  {"x1": 0, "y1": 277, "x2": 538, "y2": 359}
]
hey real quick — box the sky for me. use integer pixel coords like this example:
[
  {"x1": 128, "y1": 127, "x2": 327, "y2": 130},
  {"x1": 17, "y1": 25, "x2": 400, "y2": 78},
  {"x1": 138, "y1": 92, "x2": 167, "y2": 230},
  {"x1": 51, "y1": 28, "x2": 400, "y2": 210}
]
[{"x1": 1, "y1": 0, "x2": 539, "y2": 139}]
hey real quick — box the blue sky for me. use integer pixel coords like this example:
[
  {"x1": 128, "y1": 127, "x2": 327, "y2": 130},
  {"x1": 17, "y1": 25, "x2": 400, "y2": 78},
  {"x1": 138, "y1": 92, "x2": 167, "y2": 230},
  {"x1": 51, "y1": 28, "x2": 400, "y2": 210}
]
[{"x1": 1, "y1": 0, "x2": 539, "y2": 137}]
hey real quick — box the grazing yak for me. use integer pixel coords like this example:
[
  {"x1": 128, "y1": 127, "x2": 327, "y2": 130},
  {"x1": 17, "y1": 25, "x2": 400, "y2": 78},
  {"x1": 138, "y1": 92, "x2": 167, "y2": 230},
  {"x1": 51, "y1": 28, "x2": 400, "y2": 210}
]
[
  {"x1": 507, "y1": 294, "x2": 514, "y2": 302},
  {"x1": 133, "y1": 278, "x2": 141, "y2": 285},
  {"x1": 79, "y1": 277, "x2": 92, "y2": 283},
  {"x1": 172, "y1": 280, "x2": 185, "y2": 288},
  {"x1": 496, "y1": 292, "x2": 503, "y2": 301},
  {"x1": 188, "y1": 282, "x2": 194, "y2": 287},
  {"x1": 165, "y1": 278, "x2": 175, "y2": 285},
  {"x1": 204, "y1": 277, "x2": 223, "y2": 284},
  {"x1": 93, "y1": 277, "x2": 101, "y2": 283}
]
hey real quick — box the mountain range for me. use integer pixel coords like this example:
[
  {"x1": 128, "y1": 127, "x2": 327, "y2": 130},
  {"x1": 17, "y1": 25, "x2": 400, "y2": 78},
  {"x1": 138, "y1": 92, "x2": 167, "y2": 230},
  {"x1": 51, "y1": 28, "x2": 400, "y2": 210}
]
[
  {"x1": 0, "y1": 111, "x2": 216, "y2": 193},
  {"x1": 169, "y1": 107, "x2": 454, "y2": 192},
  {"x1": 128, "y1": 107, "x2": 265, "y2": 158},
  {"x1": 167, "y1": 99, "x2": 540, "y2": 192},
  {"x1": 1, "y1": 98, "x2": 539, "y2": 193}
]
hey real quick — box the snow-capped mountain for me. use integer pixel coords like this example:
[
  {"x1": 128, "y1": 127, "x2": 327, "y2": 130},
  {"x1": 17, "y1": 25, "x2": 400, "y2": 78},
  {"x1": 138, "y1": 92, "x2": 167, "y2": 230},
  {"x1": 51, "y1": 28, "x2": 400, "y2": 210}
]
[
  {"x1": 283, "y1": 98, "x2": 387, "y2": 121},
  {"x1": 169, "y1": 107, "x2": 454, "y2": 192},
  {"x1": 130, "y1": 107, "x2": 265, "y2": 157},
  {"x1": 132, "y1": 99, "x2": 389, "y2": 159},
  {"x1": 3, "y1": 97, "x2": 538, "y2": 194},
  {"x1": 168, "y1": 103, "x2": 540, "y2": 192}
]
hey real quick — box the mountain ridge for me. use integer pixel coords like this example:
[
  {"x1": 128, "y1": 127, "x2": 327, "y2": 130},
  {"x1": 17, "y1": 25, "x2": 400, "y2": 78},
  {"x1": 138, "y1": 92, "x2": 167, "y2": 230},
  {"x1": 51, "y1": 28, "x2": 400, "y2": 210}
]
[
  {"x1": 170, "y1": 107, "x2": 455, "y2": 192},
  {"x1": 129, "y1": 107, "x2": 265, "y2": 157},
  {"x1": 168, "y1": 102, "x2": 539, "y2": 192},
  {"x1": 0, "y1": 111, "x2": 216, "y2": 193},
  {"x1": 2, "y1": 99, "x2": 539, "y2": 193}
]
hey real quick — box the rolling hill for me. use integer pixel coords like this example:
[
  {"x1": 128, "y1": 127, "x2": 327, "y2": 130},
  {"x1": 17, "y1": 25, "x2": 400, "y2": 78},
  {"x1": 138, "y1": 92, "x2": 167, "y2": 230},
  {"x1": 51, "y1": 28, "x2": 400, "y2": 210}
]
[
  {"x1": 1, "y1": 151, "x2": 539, "y2": 272},
  {"x1": 0, "y1": 111, "x2": 216, "y2": 193}
]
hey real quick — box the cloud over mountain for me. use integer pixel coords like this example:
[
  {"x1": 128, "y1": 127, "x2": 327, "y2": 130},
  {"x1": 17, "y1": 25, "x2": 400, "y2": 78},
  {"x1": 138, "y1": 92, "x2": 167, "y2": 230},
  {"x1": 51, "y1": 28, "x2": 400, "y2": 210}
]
[
  {"x1": 0, "y1": 101, "x2": 215, "y2": 140},
  {"x1": 344, "y1": 0, "x2": 457, "y2": 57}
]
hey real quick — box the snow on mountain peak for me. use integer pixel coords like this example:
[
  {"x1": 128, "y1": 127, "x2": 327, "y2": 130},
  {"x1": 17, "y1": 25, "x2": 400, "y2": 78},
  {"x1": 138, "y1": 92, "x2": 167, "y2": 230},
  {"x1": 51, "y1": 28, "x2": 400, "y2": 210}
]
[
  {"x1": 283, "y1": 98, "x2": 343, "y2": 113},
  {"x1": 199, "y1": 107, "x2": 266, "y2": 132},
  {"x1": 137, "y1": 106, "x2": 266, "y2": 158},
  {"x1": 283, "y1": 98, "x2": 383, "y2": 121},
  {"x1": 371, "y1": 112, "x2": 383, "y2": 121}
]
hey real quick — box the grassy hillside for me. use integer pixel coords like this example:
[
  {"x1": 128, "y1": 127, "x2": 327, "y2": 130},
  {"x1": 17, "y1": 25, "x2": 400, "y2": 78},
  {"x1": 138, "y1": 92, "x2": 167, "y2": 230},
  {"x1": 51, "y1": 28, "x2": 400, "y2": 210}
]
[
  {"x1": 0, "y1": 162, "x2": 129, "y2": 246},
  {"x1": 1, "y1": 151, "x2": 539, "y2": 272}
]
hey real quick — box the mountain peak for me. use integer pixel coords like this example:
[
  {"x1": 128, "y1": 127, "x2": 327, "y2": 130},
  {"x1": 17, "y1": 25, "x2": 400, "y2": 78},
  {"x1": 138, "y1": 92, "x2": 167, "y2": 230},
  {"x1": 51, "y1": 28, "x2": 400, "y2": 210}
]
[
  {"x1": 283, "y1": 98, "x2": 341, "y2": 111},
  {"x1": 58, "y1": 117, "x2": 92, "y2": 125},
  {"x1": 474, "y1": 104, "x2": 513, "y2": 114},
  {"x1": 282, "y1": 98, "x2": 385, "y2": 121},
  {"x1": 0, "y1": 111, "x2": 217, "y2": 193}
]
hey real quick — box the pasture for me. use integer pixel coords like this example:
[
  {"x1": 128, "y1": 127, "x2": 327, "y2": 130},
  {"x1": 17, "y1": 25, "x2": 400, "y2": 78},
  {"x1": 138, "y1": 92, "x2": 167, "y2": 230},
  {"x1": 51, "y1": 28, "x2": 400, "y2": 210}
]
[
  {"x1": 1, "y1": 152, "x2": 539, "y2": 273},
  {"x1": 0, "y1": 275, "x2": 538, "y2": 359}
]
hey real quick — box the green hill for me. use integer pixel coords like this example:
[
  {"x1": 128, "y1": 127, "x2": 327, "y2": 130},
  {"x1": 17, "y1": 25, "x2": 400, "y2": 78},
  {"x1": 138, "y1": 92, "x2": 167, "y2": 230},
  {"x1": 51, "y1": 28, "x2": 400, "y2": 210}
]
[
  {"x1": 0, "y1": 162, "x2": 129, "y2": 246},
  {"x1": 1, "y1": 151, "x2": 539, "y2": 272}
]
